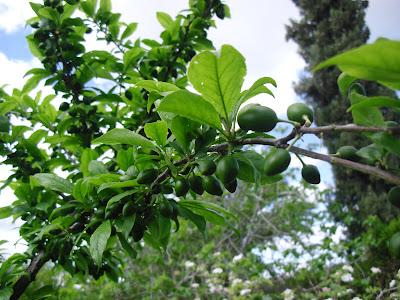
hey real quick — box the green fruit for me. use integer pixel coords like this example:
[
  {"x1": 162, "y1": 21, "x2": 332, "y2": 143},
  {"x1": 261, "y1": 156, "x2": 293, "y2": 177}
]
[
  {"x1": 161, "y1": 184, "x2": 174, "y2": 194},
  {"x1": 125, "y1": 90, "x2": 133, "y2": 100},
  {"x1": 174, "y1": 177, "x2": 189, "y2": 197},
  {"x1": 122, "y1": 202, "x2": 136, "y2": 217},
  {"x1": 287, "y1": 103, "x2": 314, "y2": 125},
  {"x1": 159, "y1": 201, "x2": 173, "y2": 218},
  {"x1": 198, "y1": 159, "x2": 216, "y2": 176},
  {"x1": 224, "y1": 178, "x2": 237, "y2": 193},
  {"x1": 301, "y1": 165, "x2": 321, "y2": 184},
  {"x1": 389, "y1": 232, "x2": 400, "y2": 258},
  {"x1": 336, "y1": 146, "x2": 359, "y2": 161},
  {"x1": 203, "y1": 176, "x2": 223, "y2": 196},
  {"x1": 237, "y1": 104, "x2": 278, "y2": 132},
  {"x1": 188, "y1": 175, "x2": 204, "y2": 195},
  {"x1": 152, "y1": 184, "x2": 161, "y2": 194},
  {"x1": 388, "y1": 186, "x2": 400, "y2": 208},
  {"x1": 105, "y1": 203, "x2": 122, "y2": 219},
  {"x1": 264, "y1": 149, "x2": 291, "y2": 176},
  {"x1": 216, "y1": 156, "x2": 239, "y2": 184},
  {"x1": 131, "y1": 218, "x2": 146, "y2": 242},
  {"x1": 137, "y1": 168, "x2": 158, "y2": 184},
  {"x1": 59, "y1": 102, "x2": 70, "y2": 111}
]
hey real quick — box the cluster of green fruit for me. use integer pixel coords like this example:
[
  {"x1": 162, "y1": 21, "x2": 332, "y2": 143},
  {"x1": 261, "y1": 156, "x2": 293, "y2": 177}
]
[{"x1": 237, "y1": 102, "x2": 320, "y2": 185}]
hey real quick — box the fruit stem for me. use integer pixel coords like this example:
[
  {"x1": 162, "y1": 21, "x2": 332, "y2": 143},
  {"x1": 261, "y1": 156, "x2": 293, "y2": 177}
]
[
  {"x1": 286, "y1": 134, "x2": 301, "y2": 151},
  {"x1": 302, "y1": 115, "x2": 312, "y2": 127},
  {"x1": 278, "y1": 118, "x2": 299, "y2": 126},
  {"x1": 295, "y1": 153, "x2": 306, "y2": 167}
]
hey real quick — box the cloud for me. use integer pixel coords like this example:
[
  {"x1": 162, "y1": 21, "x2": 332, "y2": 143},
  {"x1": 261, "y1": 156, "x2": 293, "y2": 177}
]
[
  {"x1": 0, "y1": 1, "x2": 34, "y2": 33},
  {"x1": 0, "y1": 52, "x2": 37, "y2": 92}
]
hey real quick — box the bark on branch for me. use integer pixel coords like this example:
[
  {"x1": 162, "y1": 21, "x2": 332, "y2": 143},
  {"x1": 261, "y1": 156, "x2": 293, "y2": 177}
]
[
  {"x1": 299, "y1": 124, "x2": 400, "y2": 135},
  {"x1": 11, "y1": 251, "x2": 48, "y2": 300}
]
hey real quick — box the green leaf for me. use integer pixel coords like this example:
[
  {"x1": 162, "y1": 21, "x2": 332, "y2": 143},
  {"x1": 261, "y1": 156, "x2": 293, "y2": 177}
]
[
  {"x1": 98, "y1": 0, "x2": 111, "y2": 14},
  {"x1": 26, "y1": 34, "x2": 43, "y2": 60},
  {"x1": 22, "y1": 75, "x2": 45, "y2": 94},
  {"x1": 117, "y1": 232, "x2": 137, "y2": 258},
  {"x1": 372, "y1": 133, "x2": 400, "y2": 157},
  {"x1": 188, "y1": 44, "x2": 246, "y2": 122},
  {"x1": 156, "y1": 12, "x2": 173, "y2": 29},
  {"x1": 347, "y1": 95, "x2": 400, "y2": 112},
  {"x1": 115, "y1": 215, "x2": 136, "y2": 238},
  {"x1": 88, "y1": 161, "x2": 109, "y2": 175},
  {"x1": 234, "y1": 76, "x2": 276, "y2": 120},
  {"x1": 123, "y1": 47, "x2": 145, "y2": 69},
  {"x1": 135, "y1": 80, "x2": 179, "y2": 95},
  {"x1": 0, "y1": 101, "x2": 17, "y2": 115},
  {"x1": 98, "y1": 180, "x2": 137, "y2": 193},
  {"x1": 170, "y1": 116, "x2": 199, "y2": 152},
  {"x1": 177, "y1": 206, "x2": 206, "y2": 235},
  {"x1": 144, "y1": 120, "x2": 168, "y2": 147},
  {"x1": 116, "y1": 148, "x2": 134, "y2": 171},
  {"x1": 38, "y1": 7, "x2": 58, "y2": 22},
  {"x1": 356, "y1": 144, "x2": 384, "y2": 164},
  {"x1": 90, "y1": 220, "x2": 111, "y2": 266},
  {"x1": 158, "y1": 90, "x2": 223, "y2": 131},
  {"x1": 0, "y1": 206, "x2": 12, "y2": 219},
  {"x1": 106, "y1": 190, "x2": 135, "y2": 211},
  {"x1": 0, "y1": 287, "x2": 12, "y2": 300},
  {"x1": 80, "y1": 0, "x2": 97, "y2": 16},
  {"x1": 145, "y1": 213, "x2": 171, "y2": 250},
  {"x1": 315, "y1": 38, "x2": 400, "y2": 90},
  {"x1": 179, "y1": 200, "x2": 236, "y2": 221},
  {"x1": 80, "y1": 149, "x2": 99, "y2": 177},
  {"x1": 121, "y1": 22, "x2": 138, "y2": 40},
  {"x1": 93, "y1": 128, "x2": 155, "y2": 149},
  {"x1": 337, "y1": 73, "x2": 357, "y2": 96},
  {"x1": 32, "y1": 173, "x2": 73, "y2": 194},
  {"x1": 349, "y1": 92, "x2": 385, "y2": 127},
  {"x1": 30, "y1": 285, "x2": 54, "y2": 300}
]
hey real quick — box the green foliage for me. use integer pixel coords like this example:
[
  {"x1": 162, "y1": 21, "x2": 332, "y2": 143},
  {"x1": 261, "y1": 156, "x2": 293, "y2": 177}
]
[
  {"x1": 1, "y1": 0, "x2": 400, "y2": 299},
  {"x1": 315, "y1": 38, "x2": 400, "y2": 90}
]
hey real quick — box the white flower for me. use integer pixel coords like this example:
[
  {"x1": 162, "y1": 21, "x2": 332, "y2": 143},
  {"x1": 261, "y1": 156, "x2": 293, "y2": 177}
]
[
  {"x1": 232, "y1": 278, "x2": 243, "y2": 286},
  {"x1": 212, "y1": 267, "x2": 223, "y2": 274},
  {"x1": 191, "y1": 283, "x2": 199, "y2": 288},
  {"x1": 343, "y1": 265, "x2": 354, "y2": 273},
  {"x1": 209, "y1": 284, "x2": 223, "y2": 293},
  {"x1": 322, "y1": 287, "x2": 331, "y2": 292},
  {"x1": 244, "y1": 280, "x2": 252, "y2": 287},
  {"x1": 341, "y1": 273, "x2": 354, "y2": 283},
  {"x1": 390, "y1": 279, "x2": 396, "y2": 288},
  {"x1": 240, "y1": 288, "x2": 251, "y2": 296},
  {"x1": 371, "y1": 267, "x2": 381, "y2": 274},
  {"x1": 233, "y1": 253, "x2": 244, "y2": 262},
  {"x1": 213, "y1": 251, "x2": 221, "y2": 257},
  {"x1": 352, "y1": 297, "x2": 362, "y2": 300},
  {"x1": 282, "y1": 288, "x2": 295, "y2": 300},
  {"x1": 73, "y1": 284, "x2": 82, "y2": 290},
  {"x1": 184, "y1": 261, "x2": 195, "y2": 269},
  {"x1": 346, "y1": 288, "x2": 354, "y2": 294},
  {"x1": 324, "y1": 298, "x2": 333, "y2": 300}
]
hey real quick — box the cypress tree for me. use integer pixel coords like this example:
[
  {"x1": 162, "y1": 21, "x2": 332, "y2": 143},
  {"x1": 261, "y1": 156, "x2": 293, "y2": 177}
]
[{"x1": 286, "y1": 0, "x2": 398, "y2": 238}]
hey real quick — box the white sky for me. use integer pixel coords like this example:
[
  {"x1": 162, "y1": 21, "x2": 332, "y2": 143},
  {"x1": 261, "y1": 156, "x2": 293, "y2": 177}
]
[{"x1": 0, "y1": 0, "x2": 399, "y2": 255}]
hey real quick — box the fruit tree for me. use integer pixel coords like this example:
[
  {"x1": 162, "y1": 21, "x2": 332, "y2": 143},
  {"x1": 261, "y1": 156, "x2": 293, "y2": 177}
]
[{"x1": 0, "y1": 1, "x2": 399, "y2": 299}]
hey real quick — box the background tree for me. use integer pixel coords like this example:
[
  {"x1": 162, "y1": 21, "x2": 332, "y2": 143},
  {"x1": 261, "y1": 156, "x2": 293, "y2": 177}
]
[{"x1": 286, "y1": 0, "x2": 399, "y2": 238}]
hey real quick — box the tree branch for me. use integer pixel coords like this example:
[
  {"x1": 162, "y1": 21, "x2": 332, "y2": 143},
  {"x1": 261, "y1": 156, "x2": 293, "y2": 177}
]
[
  {"x1": 11, "y1": 251, "x2": 48, "y2": 300},
  {"x1": 299, "y1": 124, "x2": 400, "y2": 135}
]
